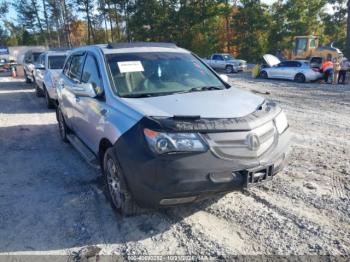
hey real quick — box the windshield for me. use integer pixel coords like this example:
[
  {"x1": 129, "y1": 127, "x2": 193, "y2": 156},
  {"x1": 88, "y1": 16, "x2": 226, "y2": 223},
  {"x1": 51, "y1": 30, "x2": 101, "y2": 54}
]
[
  {"x1": 48, "y1": 55, "x2": 66, "y2": 69},
  {"x1": 107, "y1": 52, "x2": 225, "y2": 97},
  {"x1": 222, "y1": 54, "x2": 235, "y2": 61},
  {"x1": 33, "y1": 52, "x2": 42, "y2": 63}
]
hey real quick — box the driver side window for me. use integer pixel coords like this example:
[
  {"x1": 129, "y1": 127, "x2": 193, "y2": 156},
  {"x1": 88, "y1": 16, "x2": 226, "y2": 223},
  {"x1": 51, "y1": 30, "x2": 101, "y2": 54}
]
[
  {"x1": 81, "y1": 54, "x2": 103, "y2": 95},
  {"x1": 213, "y1": 55, "x2": 223, "y2": 61}
]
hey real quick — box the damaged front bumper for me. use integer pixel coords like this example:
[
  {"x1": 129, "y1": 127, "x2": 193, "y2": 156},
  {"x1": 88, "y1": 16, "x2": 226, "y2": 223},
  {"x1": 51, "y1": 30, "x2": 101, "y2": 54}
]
[{"x1": 115, "y1": 119, "x2": 292, "y2": 208}]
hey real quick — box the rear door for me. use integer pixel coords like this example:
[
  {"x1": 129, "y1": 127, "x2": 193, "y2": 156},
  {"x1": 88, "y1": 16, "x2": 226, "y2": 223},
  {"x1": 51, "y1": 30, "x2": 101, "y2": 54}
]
[{"x1": 60, "y1": 52, "x2": 86, "y2": 131}]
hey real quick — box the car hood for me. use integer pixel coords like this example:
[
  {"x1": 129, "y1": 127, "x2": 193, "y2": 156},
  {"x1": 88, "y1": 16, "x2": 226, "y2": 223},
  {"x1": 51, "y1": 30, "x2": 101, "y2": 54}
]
[
  {"x1": 263, "y1": 54, "x2": 281, "y2": 67},
  {"x1": 122, "y1": 87, "x2": 264, "y2": 118}
]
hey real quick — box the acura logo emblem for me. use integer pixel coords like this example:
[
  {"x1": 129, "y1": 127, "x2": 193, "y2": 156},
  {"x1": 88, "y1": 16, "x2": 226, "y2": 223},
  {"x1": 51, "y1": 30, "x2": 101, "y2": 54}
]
[{"x1": 246, "y1": 133, "x2": 260, "y2": 151}]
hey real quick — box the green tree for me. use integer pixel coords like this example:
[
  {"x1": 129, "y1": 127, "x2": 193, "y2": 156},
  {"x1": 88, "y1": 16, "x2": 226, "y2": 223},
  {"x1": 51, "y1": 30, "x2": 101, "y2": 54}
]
[
  {"x1": 231, "y1": 0, "x2": 271, "y2": 62},
  {"x1": 346, "y1": 0, "x2": 350, "y2": 57}
]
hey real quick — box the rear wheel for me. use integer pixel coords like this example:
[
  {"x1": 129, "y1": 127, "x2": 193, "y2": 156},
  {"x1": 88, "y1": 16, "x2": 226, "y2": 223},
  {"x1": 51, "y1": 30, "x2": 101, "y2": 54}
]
[
  {"x1": 294, "y1": 73, "x2": 306, "y2": 83},
  {"x1": 44, "y1": 87, "x2": 55, "y2": 109},
  {"x1": 57, "y1": 109, "x2": 69, "y2": 143},
  {"x1": 103, "y1": 148, "x2": 142, "y2": 216},
  {"x1": 35, "y1": 85, "x2": 44, "y2": 97},
  {"x1": 260, "y1": 71, "x2": 268, "y2": 79},
  {"x1": 24, "y1": 70, "x2": 31, "y2": 83}
]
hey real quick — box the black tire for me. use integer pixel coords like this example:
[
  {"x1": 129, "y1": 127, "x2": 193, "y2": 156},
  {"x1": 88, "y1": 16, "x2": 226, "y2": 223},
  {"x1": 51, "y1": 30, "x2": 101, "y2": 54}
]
[
  {"x1": 294, "y1": 73, "x2": 306, "y2": 83},
  {"x1": 57, "y1": 108, "x2": 69, "y2": 143},
  {"x1": 35, "y1": 84, "x2": 44, "y2": 97},
  {"x1": 44, "y1": 87, "x2": 55, "y2": 109},
  {"x1": 260, "y1": 70, "x2": 268, "y2": 79},
  {"x1": 225, "y1": 65, "x2": 234, "y2": 74},
  {"x1": 24, "y1": 70, "x2": 31, "y2": 83},
  {"x1": 103, "y1": 147, "x2": 142, "y2": 216}
]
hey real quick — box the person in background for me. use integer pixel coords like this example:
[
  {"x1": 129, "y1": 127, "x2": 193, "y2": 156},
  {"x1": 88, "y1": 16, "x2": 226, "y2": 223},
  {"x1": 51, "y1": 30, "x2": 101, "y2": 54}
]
[
  {"x1": 332, "y1": 57, "x2": 341, "y2": 85},
  {"x1": 338, "y1": 57, "x2": 349, "y2": 84},
  {"x1": 321, "y1": 58, "x2": 333, "y2": 83}
]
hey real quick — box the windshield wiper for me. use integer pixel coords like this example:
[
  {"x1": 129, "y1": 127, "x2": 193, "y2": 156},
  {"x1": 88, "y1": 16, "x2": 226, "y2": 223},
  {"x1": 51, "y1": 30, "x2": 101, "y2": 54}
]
[
  {"x1": 121, "y1": 86, "x2": 224, "y2": 98},
  {"x1": 121, "y1": 93, "x2": 157, "y2": 98},
  {"x1": 174, "y1": 86, "x2": 224, "y2": 95}
]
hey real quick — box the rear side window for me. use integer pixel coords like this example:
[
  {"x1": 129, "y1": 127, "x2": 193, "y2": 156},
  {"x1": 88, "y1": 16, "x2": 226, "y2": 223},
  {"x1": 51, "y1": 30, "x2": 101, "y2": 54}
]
[
  {"x1": 81, "y1": 54, "x2": 103, "y2": 95},
  {"x1": 67, "y1": 54, "x2": 85, "y2": 82}
]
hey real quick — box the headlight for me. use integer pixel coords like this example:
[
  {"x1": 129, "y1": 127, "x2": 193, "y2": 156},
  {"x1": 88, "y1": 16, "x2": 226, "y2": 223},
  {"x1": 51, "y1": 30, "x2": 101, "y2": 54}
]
[
  {"x1": 274, "y1": 111, "x2": 288, "y2": 134},
  {"x1": 144, "y1": 128, "x2": 207, "y2": 154}
]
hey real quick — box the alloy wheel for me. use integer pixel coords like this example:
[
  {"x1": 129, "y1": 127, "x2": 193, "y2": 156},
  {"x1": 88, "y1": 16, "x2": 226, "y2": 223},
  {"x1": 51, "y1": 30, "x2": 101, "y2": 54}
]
[
  {"x1": 226, "y1": 66, "x2": 233, "y2": 74},
  {"x1": 106, "y1": 158, "x2": 124, "y2": 209}
]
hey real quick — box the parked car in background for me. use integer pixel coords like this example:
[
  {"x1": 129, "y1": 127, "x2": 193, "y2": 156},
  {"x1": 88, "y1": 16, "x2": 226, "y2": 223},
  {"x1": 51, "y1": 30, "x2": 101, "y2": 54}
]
[
  {"x1": 34, "y1": 50, "x2": 69, "y2": 108},
  {"x1": 23, "y1": 49, "x2": 46, "y2": 83},
  {"x1": 0, "y1": 58, "x2": 10, "y2": 72},
  {"x1": 203, "y1": 53, "x2": 247, "y2": 73},
  {"x1": 57, "y1": 42, "x2": 291, "y2": 216},
  {"x1": 259, "y1": 54, "x2": 322, "y2": 83}
]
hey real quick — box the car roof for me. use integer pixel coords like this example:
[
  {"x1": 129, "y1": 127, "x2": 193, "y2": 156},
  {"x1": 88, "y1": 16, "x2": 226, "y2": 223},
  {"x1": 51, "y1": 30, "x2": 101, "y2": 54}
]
[
  {"x1": 45, "y1": 50, "x2": 70, "y2": 56},
  {"x1": 70, "y1": 42, "x2": 190, "y2": 55}
]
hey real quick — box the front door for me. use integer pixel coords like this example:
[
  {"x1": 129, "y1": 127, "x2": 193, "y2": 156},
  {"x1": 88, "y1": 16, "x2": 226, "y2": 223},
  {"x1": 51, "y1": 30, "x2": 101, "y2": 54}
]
[{"x1": 71, "y1": 53, "x2": 105, "y2": 153}]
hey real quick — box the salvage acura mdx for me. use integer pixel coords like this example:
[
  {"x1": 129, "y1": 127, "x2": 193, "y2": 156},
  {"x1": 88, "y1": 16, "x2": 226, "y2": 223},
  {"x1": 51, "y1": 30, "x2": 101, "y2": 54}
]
[{"x1": 57, "y1": 42, "x2": 291, "y2": 215}]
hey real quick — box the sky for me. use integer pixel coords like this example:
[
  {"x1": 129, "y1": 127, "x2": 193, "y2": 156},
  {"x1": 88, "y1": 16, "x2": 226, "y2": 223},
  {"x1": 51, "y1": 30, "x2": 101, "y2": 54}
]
[{"x1": 4, "y1": 0, "x2": 334, "y2": 24}]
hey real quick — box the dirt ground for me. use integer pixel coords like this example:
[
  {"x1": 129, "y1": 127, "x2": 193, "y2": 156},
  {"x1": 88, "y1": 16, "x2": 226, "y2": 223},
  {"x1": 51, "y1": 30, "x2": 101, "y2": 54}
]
[{"x1": 0, "y1": 74, "x2": 349, "y2": 259}]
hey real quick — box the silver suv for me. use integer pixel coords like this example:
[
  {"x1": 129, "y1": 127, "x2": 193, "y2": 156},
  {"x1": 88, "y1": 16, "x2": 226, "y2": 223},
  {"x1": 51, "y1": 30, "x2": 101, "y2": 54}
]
[
  {"x1": 34, "y1": 50, "x2": 69, "y2": 108},
  {"x1": 57, "y1": 42, "x2": 291, "y2": 216}
]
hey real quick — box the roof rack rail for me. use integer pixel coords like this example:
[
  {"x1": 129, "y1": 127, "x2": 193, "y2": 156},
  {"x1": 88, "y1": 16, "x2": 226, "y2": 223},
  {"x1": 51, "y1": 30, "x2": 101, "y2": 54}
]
[
  {"x1": 106, "y1": 42, "x2": 177, "y2": 49},
  {"x1": 48, "y1": 47, "x2": 71, "y2": 52}
]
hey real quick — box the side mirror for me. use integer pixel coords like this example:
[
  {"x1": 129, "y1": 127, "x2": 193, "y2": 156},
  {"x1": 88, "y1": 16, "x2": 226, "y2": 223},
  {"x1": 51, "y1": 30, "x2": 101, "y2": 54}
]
[
  {"x1": 219, "y1": 74, "x2": 229, "y2": 83},
  {"x1": 35, "y1": 64, "x2": 45, "y2": 70},
  {"x1": 72, "y1": 82, "x2": 97, "y2": 98}
]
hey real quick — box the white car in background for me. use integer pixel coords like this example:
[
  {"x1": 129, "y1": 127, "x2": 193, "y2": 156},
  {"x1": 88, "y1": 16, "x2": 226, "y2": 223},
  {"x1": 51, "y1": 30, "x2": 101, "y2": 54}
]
[
  {"x1": 34, "y1": 50, "x2": 69, "y2": 108},
  {"x1": 259, "y1": 54, "x2": 322, "y2": 83}
]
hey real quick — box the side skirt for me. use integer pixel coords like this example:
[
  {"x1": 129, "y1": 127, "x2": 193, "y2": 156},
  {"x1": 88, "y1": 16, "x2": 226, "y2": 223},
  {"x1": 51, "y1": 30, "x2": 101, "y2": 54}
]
[{"x1": 67, "y1": 133, "x2": 100, "y2": 170}]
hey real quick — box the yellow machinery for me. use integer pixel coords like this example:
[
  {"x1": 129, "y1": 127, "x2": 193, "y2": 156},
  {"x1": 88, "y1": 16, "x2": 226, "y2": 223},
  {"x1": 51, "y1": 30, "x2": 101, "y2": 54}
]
[{"x1": 287, "y1": 35, "x2": 343, "y2": 61}]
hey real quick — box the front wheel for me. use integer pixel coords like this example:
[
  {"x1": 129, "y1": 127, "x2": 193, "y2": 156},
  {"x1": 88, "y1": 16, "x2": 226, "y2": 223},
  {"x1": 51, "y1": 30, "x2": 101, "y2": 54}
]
[
  {"x1": 294, "y1": 73, "x2": 306, "y2": 83},
  {"x1": 35, "y1": 85, "x2": 44, "y2": 97},
  {"x1": 103, "y1": 148, "x2": 141, "y2": 216},
  {"x1": 260, "y1": 71, "x2": 268, "y2": 79},
  {"x1": 24, "y1": 70, "x2": 31, "y2": 83}
]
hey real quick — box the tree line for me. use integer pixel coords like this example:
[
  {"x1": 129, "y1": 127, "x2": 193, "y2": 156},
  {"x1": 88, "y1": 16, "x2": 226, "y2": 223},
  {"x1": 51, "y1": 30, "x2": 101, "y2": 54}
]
[{"x1": 0, "y1": 0, "x2": 349, "y2": 62}]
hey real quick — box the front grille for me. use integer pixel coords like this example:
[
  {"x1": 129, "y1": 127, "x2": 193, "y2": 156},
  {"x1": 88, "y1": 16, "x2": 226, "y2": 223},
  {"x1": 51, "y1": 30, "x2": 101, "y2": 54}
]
[{"x1": 203, "y1": 121, "x2": 276, "y2": 160}]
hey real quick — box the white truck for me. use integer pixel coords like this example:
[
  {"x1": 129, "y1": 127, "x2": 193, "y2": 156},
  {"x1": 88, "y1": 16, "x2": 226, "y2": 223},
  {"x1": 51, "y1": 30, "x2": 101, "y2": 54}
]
[{"x1": 203, "y1": 53, "x2": 247, "y2": 74}]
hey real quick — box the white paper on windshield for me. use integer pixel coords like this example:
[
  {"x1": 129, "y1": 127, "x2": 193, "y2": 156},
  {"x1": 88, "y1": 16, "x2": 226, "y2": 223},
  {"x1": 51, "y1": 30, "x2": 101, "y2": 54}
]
[{"x1": 117, "y1": 61, "x2": 144, "y2": 73}]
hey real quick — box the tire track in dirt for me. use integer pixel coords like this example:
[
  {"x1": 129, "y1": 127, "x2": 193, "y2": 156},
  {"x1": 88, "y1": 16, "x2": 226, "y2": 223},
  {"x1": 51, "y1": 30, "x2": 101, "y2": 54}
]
[{"x1": 205, "y1": 190, "x2": 349, "y2": 255}]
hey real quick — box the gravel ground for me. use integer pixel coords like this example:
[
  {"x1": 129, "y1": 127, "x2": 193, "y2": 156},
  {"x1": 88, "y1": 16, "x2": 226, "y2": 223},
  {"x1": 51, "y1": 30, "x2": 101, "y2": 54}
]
[{"x1": 0, "y1": 74, "x2": 349, "y2": 259}]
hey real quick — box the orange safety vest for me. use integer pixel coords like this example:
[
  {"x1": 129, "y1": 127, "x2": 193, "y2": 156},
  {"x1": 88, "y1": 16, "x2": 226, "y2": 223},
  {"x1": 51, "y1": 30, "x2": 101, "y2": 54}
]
[{"x1": 321, "y1": 61, "x2": 333, "y2": 72}]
